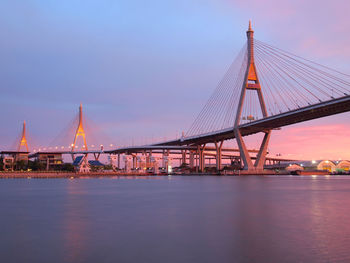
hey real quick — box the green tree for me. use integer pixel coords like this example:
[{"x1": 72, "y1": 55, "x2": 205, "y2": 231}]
[
  {"x1": 28, "y1": 160, "x2": 45, "y2": 171},
  {"x1": 61, "y1": 163, "x2": 75, "y2": 172},
  {"x1": 15, "y1": 160, "x2": 27, "y2": 171},
  {"x1": 103, "y1": 164, "x2": 113, "y2": 170}
]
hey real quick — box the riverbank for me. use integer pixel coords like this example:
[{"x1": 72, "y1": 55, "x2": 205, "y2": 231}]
[
  {"x1": 0, "y1": 171, "x2": 252, "y2": 178},
  {"x1": 0, "y1": 170, "x2": 338, "y2": 178},
  {"x1": 0, "y1": 170, "x2": 281, "y2": 178},
  {"x1": 0, "y1": 171, "x2": 169, "y2": 178}
]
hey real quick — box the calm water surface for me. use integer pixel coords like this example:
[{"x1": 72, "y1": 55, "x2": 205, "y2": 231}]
[{"x1": 1, "y1": 176, "x2": 350, "y2": 263}]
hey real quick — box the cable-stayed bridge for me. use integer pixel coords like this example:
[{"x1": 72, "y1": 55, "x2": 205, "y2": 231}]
[
  {"x1": 135, "y1": 21, "x2": 350, "y2": 173},
  {"x1": 2, "y1": 22, "x2": 350, "y2": 174}
]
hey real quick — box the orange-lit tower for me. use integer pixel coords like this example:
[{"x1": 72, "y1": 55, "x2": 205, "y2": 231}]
[
  {"x1": 72, "y1": 104, "x2": 88, "y2": 152},
  {"x1": 234, "y1": 21, "x2": 271, "y2": 172},
  {"x1": 18, "y1": 121, "x2": 29, "y2": 152}
]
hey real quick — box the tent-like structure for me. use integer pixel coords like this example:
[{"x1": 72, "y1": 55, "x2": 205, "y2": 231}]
[
  {"x1": 285, "y1": 164, "x2": 304, "y2": 171},
  {"x1": 317, "y1": 160, "x2": 336, "y2": 172},
  {"x1": 336, "y1": 160, "x2": 350, "y2": 172}
]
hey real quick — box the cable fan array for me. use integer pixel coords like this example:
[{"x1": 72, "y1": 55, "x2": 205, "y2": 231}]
[
  {"x1": 186, "y1": 39, "x2": 350, "y2": 137},
  {"x1": 48, "y1": 110, "x2": 113, "y2": 151},
  {"x1": 186, "y1": 44, "x2": 248, "y2": 136}
]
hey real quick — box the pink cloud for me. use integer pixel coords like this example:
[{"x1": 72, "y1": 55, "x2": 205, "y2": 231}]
[{"x1": 269, "y1": 123, "x2": 350, "y2": 160}]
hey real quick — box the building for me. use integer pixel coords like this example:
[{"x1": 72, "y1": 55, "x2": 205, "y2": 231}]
[
  {"x1": 278, "y1": 160, "x2": 350, "y2": 173},
  {"x1": 72, "y1": 156, "x2": 104, "y2": 173},
  {"x1": 1, "y1": 151, "x2": 29, "y2": 170},
  {"x1": 73, "y1": 156, "x2": 91, "y2": 173},
  {"x1": 29, "y1": 152, "x2": 63, "y2": 171},
  {"x1": 2, "y1": 156, "x2": 14, "y2": 171}
]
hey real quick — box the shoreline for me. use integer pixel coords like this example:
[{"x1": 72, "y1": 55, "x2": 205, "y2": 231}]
[
  {"x1": 1, "y1": 171, "x2": 341, "y2": 178},
  {"x1": 0, "y1": 172, "x2": 220, "y2": 178},
  {"x1": 0, "y1": 171, "x2": 275, "y2": 178},
  {"x1": 0, "y1": 172, "x2": 167, "y2": 179}
]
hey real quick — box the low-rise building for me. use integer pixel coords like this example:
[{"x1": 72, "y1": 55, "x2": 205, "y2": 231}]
[
  {"x1": 1, "y1": 151, "x2": 29, "y2": 170},
  {"x1": 29, "y1": 152, "x2": 63, "y2": 171}
]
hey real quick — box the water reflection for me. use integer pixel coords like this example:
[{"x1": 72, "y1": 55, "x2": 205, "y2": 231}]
[
  {"x1": 63, "y1": 180, "x2": 89, "y2": 263},
  {"x1": 1, "y1": 176, "x2": 350, "y2": 263}
]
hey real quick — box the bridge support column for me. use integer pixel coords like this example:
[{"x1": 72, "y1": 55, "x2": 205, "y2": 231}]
[
  {"x1": 132, "y1": 155, "x2": 137, "y2": 170},
  {"x1": 93, "y1": 152, "x2": 101, "y2": 161},
  {"x1": 235, "y1": 128, "x2": 271, "y2": 173},
  {"x1": 254, "y1": 131, "x2": 271, "y2": 170},
  {"x1": 198, "y1": 144, "x2": 206, "y2": 173},
  {"x1": 117, "y1": 154, "x2": 120, "y2": 169},
  {"x1": 189, "y1": 151, "x2": 194, "y2": 169},
  {"x1": 234, "y1": 128, "x2": 254, "y2": 171},
  {"x1": 215, "y1": 141, "x2": 224, "y2": 172},
  {"x1": 147, "y1": 151, "x2": 152, "y2": 169},
  {"x1": 162, "y1": 150, "x2": 171, "y2": 173},
  {"x1": 181, "y1": 150, "x2": 187, "y2": 166},
  {"x1": 200, "y1": 150, "x2": 204, "y2": 172},
  {"x1": 195, "y1": 147, "x2": 199, "y2": 173}
]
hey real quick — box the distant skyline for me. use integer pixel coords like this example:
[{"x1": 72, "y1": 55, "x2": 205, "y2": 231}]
[{"x1": 1, "y1": 0, "x2": 350, "y2": 160}]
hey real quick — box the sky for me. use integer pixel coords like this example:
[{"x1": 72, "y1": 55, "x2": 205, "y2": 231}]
[{"x1": 1, "y1": 0, "x2": 350, "y2": 160}]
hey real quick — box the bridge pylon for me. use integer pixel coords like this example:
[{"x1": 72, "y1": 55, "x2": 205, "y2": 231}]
[
  {"x1": 18, "y1": 121, "x2": 29, "y2": 152},
  {"x1": 234, "y1": 21, "x2": 271, "y2": 172},
  {"x1": 71, "y1": 104, "x2": 88, "y2": 159}
]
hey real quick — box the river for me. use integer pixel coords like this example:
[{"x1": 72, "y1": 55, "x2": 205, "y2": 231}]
[{"x1": 1, "y1": 175, "x2": 350, "y2": 263}]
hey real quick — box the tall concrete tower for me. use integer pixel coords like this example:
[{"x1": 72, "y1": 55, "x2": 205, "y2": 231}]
[
  {"x1": 18, "y1": 121, "x2": 29, "y2": 152},
  {"x1": 72, "y1": 104, "x2": 88, "y2": 152},
  {"x1": 234, "y1": 21, "x2": 271, "y2": 172}
]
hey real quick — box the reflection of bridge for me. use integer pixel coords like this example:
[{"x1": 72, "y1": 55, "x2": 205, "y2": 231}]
[{"x1": 2, "y1": 22, "x2": 350, "y2": 174}]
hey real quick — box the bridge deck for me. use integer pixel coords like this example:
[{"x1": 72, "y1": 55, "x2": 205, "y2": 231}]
[{"x1": 155, "y1": 95, "x2": 350, "y2": 146}]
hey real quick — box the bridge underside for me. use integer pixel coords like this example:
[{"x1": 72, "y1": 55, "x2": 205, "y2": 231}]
[
  {"x1": 148, "y1": 95, "x2": 350, "y2": 172},
  {"x1": 100, "y1": 94, "x2": 350, "y2": 174},
  {"x1": 156, "y1": 95, "x2": 350, "y2": 146}
]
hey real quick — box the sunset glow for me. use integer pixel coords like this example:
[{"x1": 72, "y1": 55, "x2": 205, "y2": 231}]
[{"x1": 0, "y1": 0, "x2": 349, "y2": 160}]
